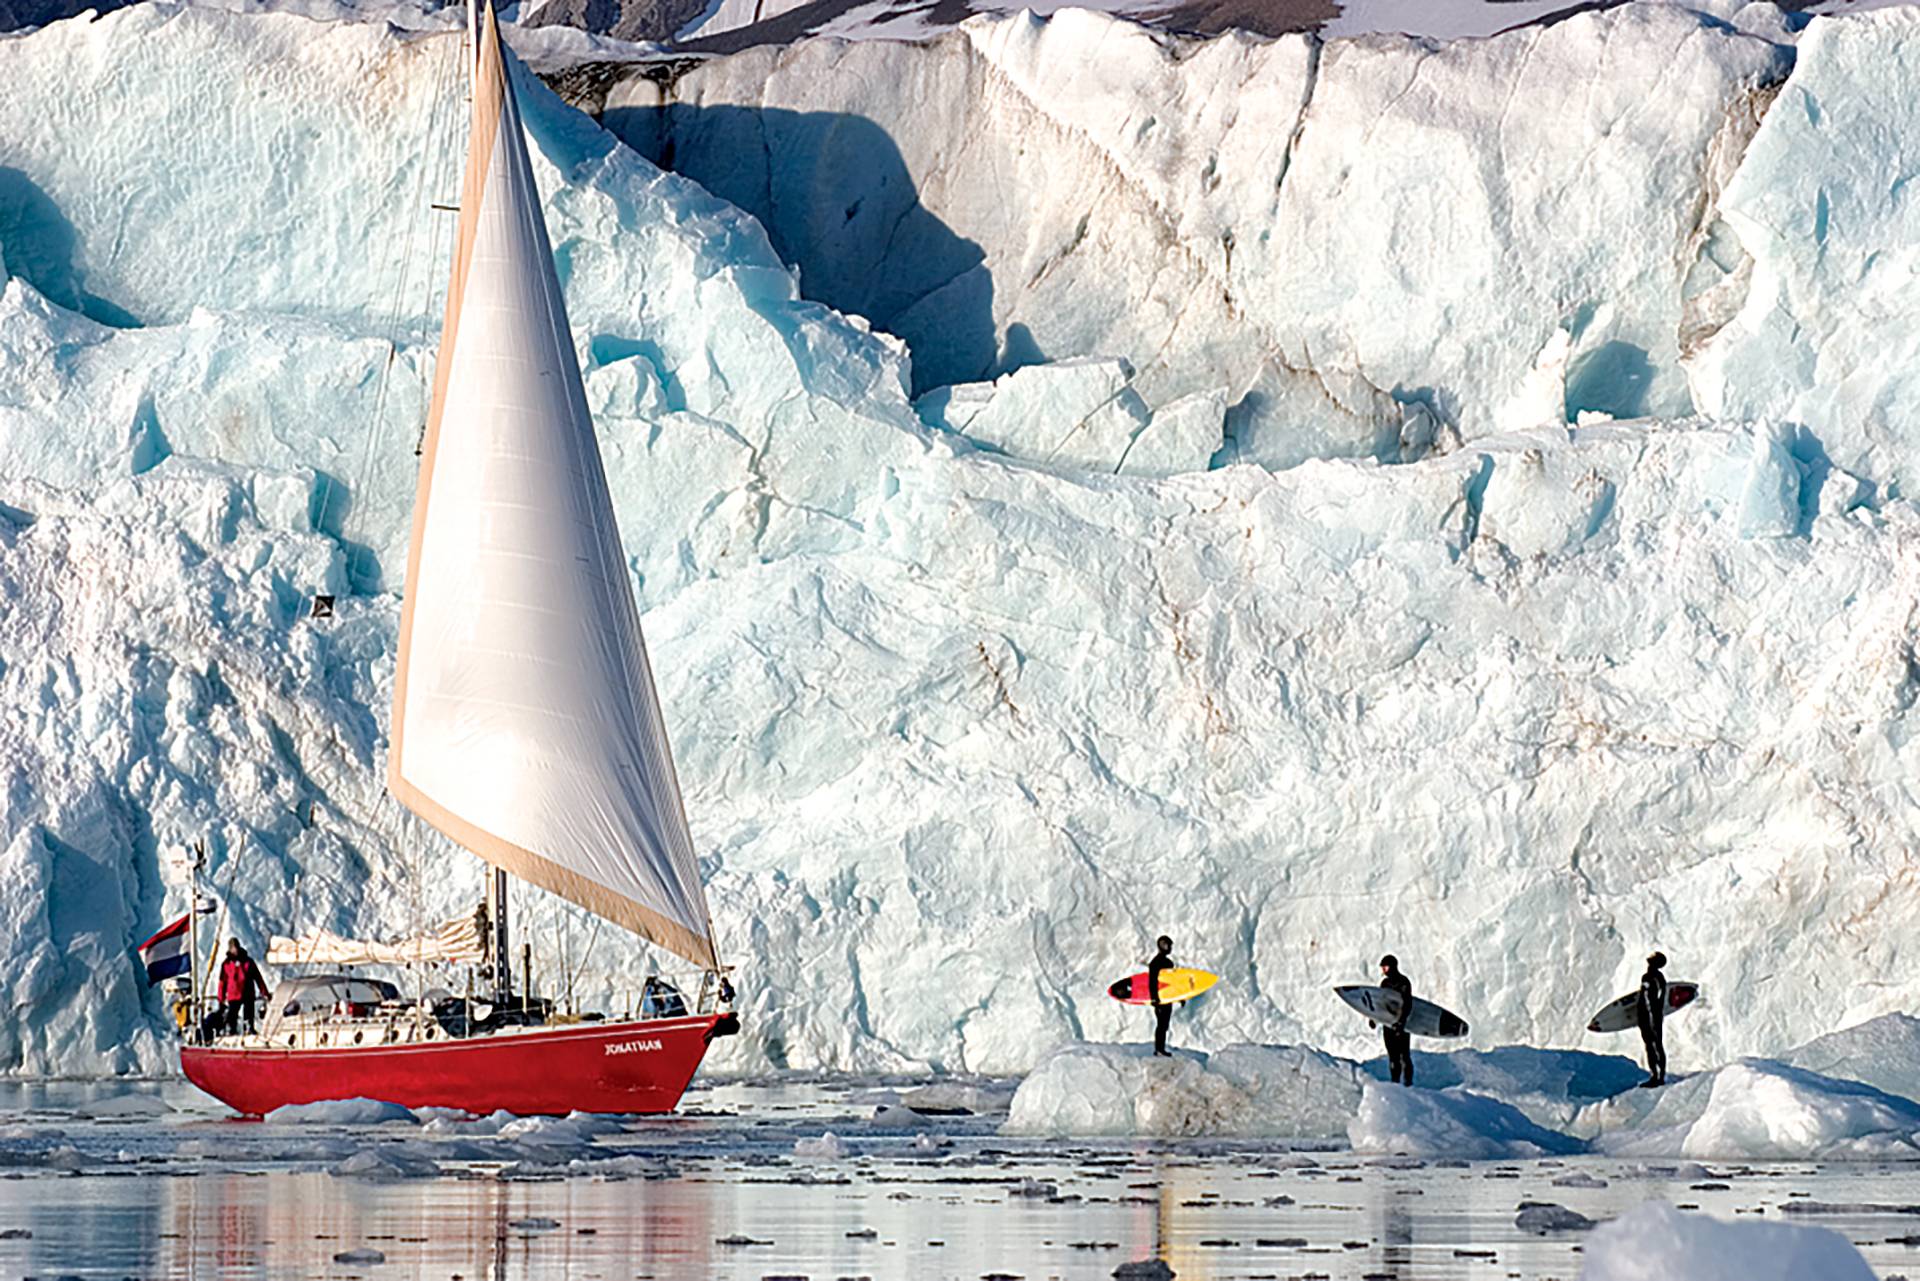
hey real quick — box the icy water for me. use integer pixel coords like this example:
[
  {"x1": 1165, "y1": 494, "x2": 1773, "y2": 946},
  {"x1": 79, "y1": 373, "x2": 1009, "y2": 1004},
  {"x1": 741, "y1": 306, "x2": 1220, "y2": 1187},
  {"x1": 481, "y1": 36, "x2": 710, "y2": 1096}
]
[{"x1": 5, "y1": 1079, "x2": 1920, "y2": 1280}]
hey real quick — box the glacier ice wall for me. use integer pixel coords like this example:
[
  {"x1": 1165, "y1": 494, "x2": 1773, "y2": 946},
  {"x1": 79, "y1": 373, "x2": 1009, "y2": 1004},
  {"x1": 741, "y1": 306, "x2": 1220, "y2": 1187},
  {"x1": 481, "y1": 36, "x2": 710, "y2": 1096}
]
[
  {"x1": 599, "y1": 4, "x2": 1792, "y2": 464},
  {"x1": 0, "y1": 2, "x2": 928, "y2": 588},
  {"x1": 1688, "y1": 8, "x2": 1920, "y2": 496},
  {"x1": 1, "y1": 4, "x2": 1919, "y2": 1078}
]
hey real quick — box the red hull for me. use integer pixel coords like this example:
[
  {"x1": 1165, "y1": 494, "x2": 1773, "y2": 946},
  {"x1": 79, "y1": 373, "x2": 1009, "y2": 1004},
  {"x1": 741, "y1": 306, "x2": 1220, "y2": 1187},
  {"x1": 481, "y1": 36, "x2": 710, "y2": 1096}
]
[{"x1": 181, "y1": 1014, "x2": 732, "y2": 1117}]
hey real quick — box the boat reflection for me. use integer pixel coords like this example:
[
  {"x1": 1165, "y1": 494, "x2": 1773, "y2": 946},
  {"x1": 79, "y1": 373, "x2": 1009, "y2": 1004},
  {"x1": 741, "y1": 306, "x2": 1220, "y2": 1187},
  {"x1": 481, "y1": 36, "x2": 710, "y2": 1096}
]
[{"x1": 143, "y1": 1169, "x2": 717, "y2": 1280}]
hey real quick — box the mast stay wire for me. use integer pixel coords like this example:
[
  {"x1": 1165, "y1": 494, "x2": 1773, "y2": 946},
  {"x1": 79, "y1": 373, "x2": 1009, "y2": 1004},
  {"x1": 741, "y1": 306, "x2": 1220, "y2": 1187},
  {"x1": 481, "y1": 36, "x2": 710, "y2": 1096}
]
[{"x1": 325, "y1": 25, "x2": 464, "y2": 595}]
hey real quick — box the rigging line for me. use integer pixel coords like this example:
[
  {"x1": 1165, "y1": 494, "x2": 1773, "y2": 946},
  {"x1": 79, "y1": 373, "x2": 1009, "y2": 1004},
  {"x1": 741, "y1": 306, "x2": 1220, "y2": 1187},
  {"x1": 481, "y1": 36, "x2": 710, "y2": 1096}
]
[{"x1": 345, "y1": 28, "x2": 463, "y2": 591}]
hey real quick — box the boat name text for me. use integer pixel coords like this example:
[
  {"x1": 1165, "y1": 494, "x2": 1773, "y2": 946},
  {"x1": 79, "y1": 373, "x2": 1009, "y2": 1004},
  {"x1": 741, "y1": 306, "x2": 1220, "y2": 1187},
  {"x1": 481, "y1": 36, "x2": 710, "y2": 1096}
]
[{"x1": 605, "y1": 1038, "x2": 663, "y2": 1056}]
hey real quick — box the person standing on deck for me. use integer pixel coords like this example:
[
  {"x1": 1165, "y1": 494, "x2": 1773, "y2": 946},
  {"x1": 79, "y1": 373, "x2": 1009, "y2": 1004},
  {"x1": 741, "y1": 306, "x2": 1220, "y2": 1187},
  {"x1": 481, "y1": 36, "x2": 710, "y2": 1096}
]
[
  {"x1": 216, "y1": 940, "x2": 268, "y2": 1036},
  {"x1": 1148, "y1": 935, "x2": 1176, "y2": 1057},
  {"x1": 1636, "y1": 951, "x2": 1669, "y2": 1087},
  {"x1": 1379, "y1": 954, "x2": 1414, "y2": 1086}
]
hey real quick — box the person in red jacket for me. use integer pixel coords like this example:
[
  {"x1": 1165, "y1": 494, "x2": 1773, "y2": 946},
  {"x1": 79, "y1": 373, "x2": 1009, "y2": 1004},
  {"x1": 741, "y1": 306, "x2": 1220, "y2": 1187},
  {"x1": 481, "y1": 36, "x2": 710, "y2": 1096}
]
[{"x1": 216, "y1": 939, "x2": 268, "y2": 1036}]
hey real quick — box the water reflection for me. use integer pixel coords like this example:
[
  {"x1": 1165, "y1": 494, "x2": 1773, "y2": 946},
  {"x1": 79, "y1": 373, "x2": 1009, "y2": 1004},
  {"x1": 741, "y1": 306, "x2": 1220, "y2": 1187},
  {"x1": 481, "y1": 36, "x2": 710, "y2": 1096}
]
[{"x1": 6, "y1": 1080, "x2": 1920, "y2": 1280}]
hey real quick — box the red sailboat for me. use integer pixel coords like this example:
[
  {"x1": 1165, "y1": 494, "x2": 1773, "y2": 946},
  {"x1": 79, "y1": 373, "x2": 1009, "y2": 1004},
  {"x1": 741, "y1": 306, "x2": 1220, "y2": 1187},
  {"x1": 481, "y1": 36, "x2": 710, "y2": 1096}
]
[{"x1": 181, "y1": 0, "x2": 735, "y2": 1116}]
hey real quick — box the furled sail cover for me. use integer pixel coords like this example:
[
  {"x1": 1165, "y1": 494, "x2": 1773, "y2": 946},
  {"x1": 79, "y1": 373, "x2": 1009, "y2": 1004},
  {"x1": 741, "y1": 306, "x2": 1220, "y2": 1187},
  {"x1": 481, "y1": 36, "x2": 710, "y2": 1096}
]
[
  {"x1": 267, "y1": 908, "x2": 488, "y2": 968},
  {"x1": 389, "y1": 6, "x2": 717, "y2": 971}
]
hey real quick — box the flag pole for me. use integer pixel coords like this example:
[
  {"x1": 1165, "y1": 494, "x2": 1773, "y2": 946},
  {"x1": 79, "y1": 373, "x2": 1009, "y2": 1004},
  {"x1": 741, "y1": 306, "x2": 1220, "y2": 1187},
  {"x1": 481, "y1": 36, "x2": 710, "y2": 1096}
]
[{"x1": 188, "y1": 839, "x2": 205, "y2": 1036}]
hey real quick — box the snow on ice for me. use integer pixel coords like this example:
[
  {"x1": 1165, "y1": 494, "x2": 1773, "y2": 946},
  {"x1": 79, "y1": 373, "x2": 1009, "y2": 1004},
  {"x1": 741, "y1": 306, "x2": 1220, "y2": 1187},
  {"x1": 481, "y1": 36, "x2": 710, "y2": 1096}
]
[{"x1": 0, "y1": 0, "x2": 1919, "y2": 1089}]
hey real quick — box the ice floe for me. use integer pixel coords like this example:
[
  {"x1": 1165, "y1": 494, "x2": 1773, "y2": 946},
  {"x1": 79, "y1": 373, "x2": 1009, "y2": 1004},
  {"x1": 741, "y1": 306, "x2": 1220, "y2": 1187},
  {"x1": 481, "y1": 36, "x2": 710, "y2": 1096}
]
[
  {"x1": 1578, "y1": 1200, "x2": 1877, "y2": 1281},
  {"x1": 266, "y1": 1098, "x2": 418, "y2": 1126},
  {"x1": 1585, "y1": 1060, "x2": 1920, "y2": 1161},
  {"x1": 1003, "y1": 1041, "x2": 1367, "y2": 1138}
]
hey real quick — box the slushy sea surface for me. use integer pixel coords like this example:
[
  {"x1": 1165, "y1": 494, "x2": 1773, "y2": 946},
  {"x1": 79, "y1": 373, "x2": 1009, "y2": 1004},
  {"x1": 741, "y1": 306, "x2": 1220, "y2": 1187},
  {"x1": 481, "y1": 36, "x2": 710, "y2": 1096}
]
[{"x1": 4, "y1": 1078, "x2": 1920, "y2": 1280}]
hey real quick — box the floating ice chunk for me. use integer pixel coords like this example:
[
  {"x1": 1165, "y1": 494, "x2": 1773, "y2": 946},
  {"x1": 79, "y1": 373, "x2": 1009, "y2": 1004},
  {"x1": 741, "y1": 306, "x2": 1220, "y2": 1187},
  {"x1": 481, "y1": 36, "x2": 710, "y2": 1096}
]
[
  {"x1": 42, "y1": 1145, "x2": 87, "y2": 1172},
  {"x1": 498, "y1": 1112, "x2": 625, "y2": 1149},
  {"x1": 420, "y1": 1108, "x2": 519, "y2": 1135},
  {"x1": 1577, "y1": 1200, "x2": 1876, "y2": 1281},
  {"x1": 267, "y1": 1099, "x2": 418, "y2": 1126},
  {"x1": 1348, "y1": 1083, "x2": 1587, "y2": 1159},
  {"x1": 327, "y1": 1146, "x2": 442, "y2": 1178},
  {"x1": 1004, "y1": 1041, "x2": 1367, "y2": 1138},
  {"x1": 900, "y1": 1080, "x2": 1016, "y2": 1115},
  {"x1": 73, "y1": 1094, "x2": 173, "y2": 1120},
  {"x1": 1587, "y1": 1060, "x2": 1920, "y2": 1160},
  {"x1": 412, "y1": 1107, "x2": 474, "y2": 1126},
  {"x1": 794, "y1": 1132, "x2": 849, "y2": 1159},
  {"x1": 1679, "y1": 1062, "x2": 1920, "y2": 1160},
  {"x1": 870, "y1": 1103, "x2": 926, "y2": 1128},
  {"x1": 1516, "y1": 1201, "x2": 1596, "y2": 1233}
]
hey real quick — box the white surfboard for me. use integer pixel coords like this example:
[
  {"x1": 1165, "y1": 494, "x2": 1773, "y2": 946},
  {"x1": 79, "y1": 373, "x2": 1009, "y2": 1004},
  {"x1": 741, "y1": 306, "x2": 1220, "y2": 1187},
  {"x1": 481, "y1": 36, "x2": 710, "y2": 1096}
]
[
  {"x1": 1335, "y1": 985, "x2": 1469, "y2": 1039},
  {"x1": 1587, "y1": 981, "x2": 1700, "y2": 1033}
]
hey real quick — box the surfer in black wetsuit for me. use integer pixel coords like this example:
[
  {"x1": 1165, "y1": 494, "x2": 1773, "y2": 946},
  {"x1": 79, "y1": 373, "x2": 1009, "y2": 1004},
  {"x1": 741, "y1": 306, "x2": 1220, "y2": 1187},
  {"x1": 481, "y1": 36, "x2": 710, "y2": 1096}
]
[
  {"x1": 1636, "y1": 951, "x2": 1668, "y2": 1087},
  {"x1": 1149, "y1": 935, "x2": 1175, "y2": 1057},
  {"x1": 1379, "y1": 954, "x2": 1414, "y2": 1087}
]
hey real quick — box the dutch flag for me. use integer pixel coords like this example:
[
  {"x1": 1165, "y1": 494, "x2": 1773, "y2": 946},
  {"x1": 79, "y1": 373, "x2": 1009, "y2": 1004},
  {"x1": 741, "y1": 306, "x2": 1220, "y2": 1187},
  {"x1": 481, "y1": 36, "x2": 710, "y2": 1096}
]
[{"x1": 137, "y1": 915, "x2": 191, "y2": 986}]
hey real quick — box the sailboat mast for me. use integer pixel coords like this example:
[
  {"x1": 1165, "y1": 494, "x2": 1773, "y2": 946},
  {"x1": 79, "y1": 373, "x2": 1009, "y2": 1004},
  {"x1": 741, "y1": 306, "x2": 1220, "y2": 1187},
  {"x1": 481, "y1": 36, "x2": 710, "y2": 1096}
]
[{"x1": 492, "y1": 866, "x2": 511, "y2": 1004}]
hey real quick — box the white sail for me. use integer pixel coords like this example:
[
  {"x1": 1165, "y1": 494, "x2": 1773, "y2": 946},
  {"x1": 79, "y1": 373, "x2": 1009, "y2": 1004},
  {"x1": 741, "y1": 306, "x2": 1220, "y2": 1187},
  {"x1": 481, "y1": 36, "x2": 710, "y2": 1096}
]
[
  {"x1": 389, "y1": 3, "x2": 717, "y2": 971},
  {"x1": 268, "y1": 908, "x2": 488, "y2": 968}
]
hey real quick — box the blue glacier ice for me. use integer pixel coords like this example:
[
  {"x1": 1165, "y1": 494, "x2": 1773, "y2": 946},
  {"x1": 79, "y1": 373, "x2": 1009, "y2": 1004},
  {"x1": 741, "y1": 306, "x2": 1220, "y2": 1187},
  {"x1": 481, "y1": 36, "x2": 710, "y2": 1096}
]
[{"x1": 0, "y1": 2, "x2": 1917, "y2": 1092}]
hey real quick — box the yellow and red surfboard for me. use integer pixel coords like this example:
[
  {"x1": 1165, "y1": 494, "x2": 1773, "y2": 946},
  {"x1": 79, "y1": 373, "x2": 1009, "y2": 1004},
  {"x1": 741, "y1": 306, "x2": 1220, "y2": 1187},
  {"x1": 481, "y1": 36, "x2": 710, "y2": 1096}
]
[{"x1": 1108, "y1": 967, "x2": 1219, "y2": 1005}]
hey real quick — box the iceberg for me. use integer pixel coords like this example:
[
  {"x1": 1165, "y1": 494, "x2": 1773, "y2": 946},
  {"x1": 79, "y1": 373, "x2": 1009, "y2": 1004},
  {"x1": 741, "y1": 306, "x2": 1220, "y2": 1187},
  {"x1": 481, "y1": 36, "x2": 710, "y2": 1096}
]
[
  {"x1": 1347, "y1": 1081, "x2": 1586, "y2": 1158},
  {"x1": 1584, "y1": 1059, "x2": 1920, "y2": 1160},
  {"x1": 1578, "y1": 1200, "x2": 1877, "y2": 1281},
  {"x1": 1002, "y1": 1041, "x2": 1368, "y2": 1138}
]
